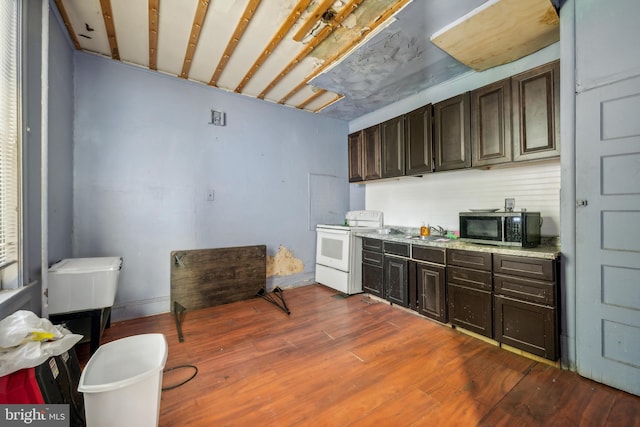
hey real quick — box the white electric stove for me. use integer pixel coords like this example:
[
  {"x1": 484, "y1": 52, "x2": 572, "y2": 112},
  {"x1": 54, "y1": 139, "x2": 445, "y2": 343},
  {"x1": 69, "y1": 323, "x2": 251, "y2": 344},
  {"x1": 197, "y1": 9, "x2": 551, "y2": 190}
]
[{"x1": 315, "y1": 210, "x2": 383, "y2": 294}]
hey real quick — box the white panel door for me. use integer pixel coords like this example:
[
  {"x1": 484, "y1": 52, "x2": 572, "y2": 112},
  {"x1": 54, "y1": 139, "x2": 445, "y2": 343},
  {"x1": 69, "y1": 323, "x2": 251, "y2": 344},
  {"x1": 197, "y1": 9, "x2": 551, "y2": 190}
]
[
  {"x1": 575, "y1": 74, "x2": 640, "y2": 396},
  {"x1": 575, "y1": 0, "x2": 640, "y2": 396}
]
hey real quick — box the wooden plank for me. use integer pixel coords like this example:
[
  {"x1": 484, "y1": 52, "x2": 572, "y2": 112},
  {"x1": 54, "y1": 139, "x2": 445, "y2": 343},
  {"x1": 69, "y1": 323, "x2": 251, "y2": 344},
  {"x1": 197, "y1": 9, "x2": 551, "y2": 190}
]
[
  {"x1": 170, "y1": 245, "x2": 266, "y2": 311},
  {"x1": 291, "y1": 0, "x2": 334, "y2": 42},
  {"x1": 99, "y1": 0, "x2": 120, "y2": 59},
  {"x1": 234, "y1": 0, "x2": 312, "y2": 93},
  {"x1": 148, "y1": 0, "x2": 159, "y2": 70},
  {"x1": 209, "y1": 0, "x2": 262, "y2": 87},
  {"x1": 180, "y1": 0, "x2": 210, "y2": 78},
  {"x1": 430, "y1": 0, "x2": 559, "y2": 71}
]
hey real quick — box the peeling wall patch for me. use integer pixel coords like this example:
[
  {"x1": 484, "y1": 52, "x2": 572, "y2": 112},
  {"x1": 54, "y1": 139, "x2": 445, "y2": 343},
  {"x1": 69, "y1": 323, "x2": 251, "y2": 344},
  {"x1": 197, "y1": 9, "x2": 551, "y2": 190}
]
[{"x1": 267, "y1": 245, "x2": 305, "y2": 277}]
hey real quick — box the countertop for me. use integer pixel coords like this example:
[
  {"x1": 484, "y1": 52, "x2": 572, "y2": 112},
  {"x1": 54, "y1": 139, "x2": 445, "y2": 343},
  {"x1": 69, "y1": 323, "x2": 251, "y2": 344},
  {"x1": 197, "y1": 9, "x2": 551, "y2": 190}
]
[{"x1": 352, "y1": 228, "x2": 561, "y2": 260}]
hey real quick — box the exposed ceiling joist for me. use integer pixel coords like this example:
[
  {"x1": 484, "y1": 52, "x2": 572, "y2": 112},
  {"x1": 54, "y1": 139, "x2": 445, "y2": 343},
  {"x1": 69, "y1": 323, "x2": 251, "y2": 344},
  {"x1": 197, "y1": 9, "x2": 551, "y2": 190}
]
[
  {"x1": 180, "y1": 0, "x2": 210, "y2": 78},
  {"x1": 52, "y1": 1, "x2": 554, "y2": 121},
  {"x1": 209, "y1": 0, "x2": 262, "y2": 87},
  {"x1": 99, "y1": 0, "x2": 119, "y2": 59}
]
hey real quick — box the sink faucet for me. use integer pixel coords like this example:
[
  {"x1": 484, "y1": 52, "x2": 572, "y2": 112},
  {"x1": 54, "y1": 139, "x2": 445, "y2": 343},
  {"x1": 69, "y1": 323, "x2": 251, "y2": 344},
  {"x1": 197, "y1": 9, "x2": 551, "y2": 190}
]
[{"x1": 429, "y1": 225, "x2": 447, "y2": 236}]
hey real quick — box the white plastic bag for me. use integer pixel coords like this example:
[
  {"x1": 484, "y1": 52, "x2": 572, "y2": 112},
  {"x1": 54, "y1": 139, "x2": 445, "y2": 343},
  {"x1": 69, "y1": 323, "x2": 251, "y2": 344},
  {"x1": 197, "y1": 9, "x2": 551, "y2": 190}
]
[{"x1": 0, "y1": 310, "x2": 83, "y2": 376}]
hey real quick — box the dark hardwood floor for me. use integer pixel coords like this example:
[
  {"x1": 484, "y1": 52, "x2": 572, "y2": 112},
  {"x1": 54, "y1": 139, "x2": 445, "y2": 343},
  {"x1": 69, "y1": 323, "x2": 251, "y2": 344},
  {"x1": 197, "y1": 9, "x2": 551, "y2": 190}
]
[{"x1": 80, "y1": 284, "x2": 640, "y2": 426}]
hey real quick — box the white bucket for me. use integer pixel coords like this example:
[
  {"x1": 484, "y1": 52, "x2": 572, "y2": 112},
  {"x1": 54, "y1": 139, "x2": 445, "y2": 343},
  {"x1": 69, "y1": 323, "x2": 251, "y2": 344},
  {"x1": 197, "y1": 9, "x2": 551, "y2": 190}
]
[{"x1": 78, "y1": 334, "x2": 168, "y2": 427}]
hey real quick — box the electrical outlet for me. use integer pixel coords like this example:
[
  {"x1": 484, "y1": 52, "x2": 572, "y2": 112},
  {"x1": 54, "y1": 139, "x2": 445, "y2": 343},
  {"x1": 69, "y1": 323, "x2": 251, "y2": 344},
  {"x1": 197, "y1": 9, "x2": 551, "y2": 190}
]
[{"x1": 206, "y1": 190, "x2": 215, "y2": 201}]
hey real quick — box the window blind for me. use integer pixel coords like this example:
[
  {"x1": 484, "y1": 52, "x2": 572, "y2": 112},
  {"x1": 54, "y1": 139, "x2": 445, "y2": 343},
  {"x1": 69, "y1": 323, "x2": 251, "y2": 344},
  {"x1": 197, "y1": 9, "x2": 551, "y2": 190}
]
[{"x1": 0, "y1": 0, "x2": 20, "y2": 288}]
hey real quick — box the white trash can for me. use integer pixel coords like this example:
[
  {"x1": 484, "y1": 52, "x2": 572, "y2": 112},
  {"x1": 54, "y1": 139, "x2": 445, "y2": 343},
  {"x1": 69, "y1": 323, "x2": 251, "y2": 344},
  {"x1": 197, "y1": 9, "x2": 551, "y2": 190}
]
[{"x1": 78, "y1": 334, "x2": 168, "y2": 427}]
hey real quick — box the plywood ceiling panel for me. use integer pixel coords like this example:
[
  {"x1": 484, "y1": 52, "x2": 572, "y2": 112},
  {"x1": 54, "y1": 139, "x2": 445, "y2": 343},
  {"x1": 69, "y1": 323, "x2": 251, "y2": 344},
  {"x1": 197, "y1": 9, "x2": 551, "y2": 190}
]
[{"x1": 430, "y1": 0, "x2": 559, "y2": 71}]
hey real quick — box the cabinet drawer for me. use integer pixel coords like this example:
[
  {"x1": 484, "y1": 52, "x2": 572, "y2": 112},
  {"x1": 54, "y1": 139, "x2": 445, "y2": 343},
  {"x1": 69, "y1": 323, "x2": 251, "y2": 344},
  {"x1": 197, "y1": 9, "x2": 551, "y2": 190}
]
[
  {"x1": 362, "y1": 250, "x2": 384, "y2": 267},
  {"x1": 448, "y1": 249, "x2": 492, "y2": 271},
  {"x1": 493, "y1": 254, "x2": 555, "y2": 281},
  {"x1": 362, "y1": 237, "x2": 383, "y2": 252},
  {"x1": 447, "y1": 266, "x2": 492, "y2": 292},
  {"x1": 412, "y1": 246, "x2": 445, "y2": 265},
  {"x1": 494, "y1": 274, "x2": 555, "y2": 306},
  {"x1": 383, "y1": 241, "x2": 410, "y2": 257}
]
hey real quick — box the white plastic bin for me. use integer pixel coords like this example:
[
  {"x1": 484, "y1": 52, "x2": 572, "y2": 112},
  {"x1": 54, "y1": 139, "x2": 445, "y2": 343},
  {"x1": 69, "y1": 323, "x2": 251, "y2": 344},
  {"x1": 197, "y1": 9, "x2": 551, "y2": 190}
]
[
  {"x1": 78, "y1": 334, "x2": 168, "y2": 427},
  {"x1": 48, "y1": 257, "x2": 122, "y2": 314}
]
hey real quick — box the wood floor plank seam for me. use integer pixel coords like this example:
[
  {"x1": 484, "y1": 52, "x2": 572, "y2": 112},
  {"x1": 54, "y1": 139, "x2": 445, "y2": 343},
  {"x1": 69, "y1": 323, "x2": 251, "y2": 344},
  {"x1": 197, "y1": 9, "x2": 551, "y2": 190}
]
[{"x1": 75, "y1": 285, "x2": 640, "y2": 426}]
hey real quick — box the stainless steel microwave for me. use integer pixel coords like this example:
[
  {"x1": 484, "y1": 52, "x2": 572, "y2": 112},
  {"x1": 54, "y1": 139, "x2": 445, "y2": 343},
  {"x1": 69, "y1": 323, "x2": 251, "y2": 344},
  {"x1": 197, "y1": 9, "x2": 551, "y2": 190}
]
[{"x1": 459, "y1": 211, "x2": 541, "y2": 247}]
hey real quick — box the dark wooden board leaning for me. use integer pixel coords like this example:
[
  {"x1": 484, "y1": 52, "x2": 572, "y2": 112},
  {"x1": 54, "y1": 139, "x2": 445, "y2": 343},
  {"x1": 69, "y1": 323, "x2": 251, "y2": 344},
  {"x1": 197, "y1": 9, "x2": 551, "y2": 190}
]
[{"x1": 170, "y1": 245, "x2": 266, "y2": 312}]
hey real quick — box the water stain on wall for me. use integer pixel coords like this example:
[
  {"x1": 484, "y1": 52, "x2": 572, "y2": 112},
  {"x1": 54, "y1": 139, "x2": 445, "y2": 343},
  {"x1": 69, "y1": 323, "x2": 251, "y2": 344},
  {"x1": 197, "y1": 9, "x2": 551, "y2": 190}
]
[{"x1": 267, "y1": 245, "x2": 304, "y2": 277}]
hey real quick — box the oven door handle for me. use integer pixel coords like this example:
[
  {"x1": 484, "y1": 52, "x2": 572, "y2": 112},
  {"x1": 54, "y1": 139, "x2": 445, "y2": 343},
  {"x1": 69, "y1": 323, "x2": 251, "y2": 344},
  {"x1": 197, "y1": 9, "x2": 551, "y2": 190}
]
[{"x1": 316, "y1": 228, "x2": 350, "y2": 235}]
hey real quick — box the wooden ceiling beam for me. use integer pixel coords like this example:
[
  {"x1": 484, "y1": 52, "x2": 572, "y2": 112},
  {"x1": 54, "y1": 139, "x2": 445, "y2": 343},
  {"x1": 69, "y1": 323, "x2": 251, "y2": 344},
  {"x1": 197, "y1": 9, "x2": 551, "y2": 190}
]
[
  {"x1": 257, "y1": 0, "x2": 365, "y2": 100},
  {"x1": 296, "y1": 88, "x2": 326, "y2": 110},
  {"x1": 148, "y1": 0, "x2": 159, "y2": 70},
  {"x1": 209, "y1": 0, "x2": 262, "y2": 87},
  {"x1": 53, "y1": 0, "x2": 81, "y2": 49},
  {"x1": 99, "y1": 0, "x2": 120, "y2": 60},
  {"x1": 313, "y1": 94, "x2": 344, "y2": 113},
  {"x1": 234, "y1": 0, "x2": 312, "y2": 94},
  {"x1": 180, "y1": 0, "x2": 211, "y2": 79},
  {"x1": 291, "y1": 0, "x2": 335, "y2": 42},
  {"x1": 279, "y1": 0, "x2": 412, "y2": 105}
]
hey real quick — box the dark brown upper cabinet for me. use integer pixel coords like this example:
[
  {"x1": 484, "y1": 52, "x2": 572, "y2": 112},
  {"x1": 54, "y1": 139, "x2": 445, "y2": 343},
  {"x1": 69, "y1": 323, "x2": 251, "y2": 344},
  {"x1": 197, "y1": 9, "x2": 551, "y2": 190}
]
[
  {"x1": 434, "y1": 93, "x2": 471, "y2": 171},
  {"x1": 471, "y1": 78, "x2": 512, "y2": 167},
  {"x1": 348, "y1": 125, "x2": 381, "y2": 183},
  {"x1": 362, "y1": 125, "x2": 382, "y2": 181},
  {"x1": 511, "y1": 60, "x2": 560, "y2": 162},
  {"x1": 405, "y1": 105, "x2": 433, "y2": 175},
  {"x1": 381, "y1": 116, "x2": 405, "y2": 178},
  {"x1": 348, "y1": 131, "x2": 364, "y2": 182}
]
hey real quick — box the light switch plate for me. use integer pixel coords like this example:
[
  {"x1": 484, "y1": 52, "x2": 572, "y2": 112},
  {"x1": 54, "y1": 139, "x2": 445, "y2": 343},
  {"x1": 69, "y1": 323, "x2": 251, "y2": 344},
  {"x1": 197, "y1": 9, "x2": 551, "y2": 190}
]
[{"x1": 211, "y1": 110, "x2": 225, "y2": 126}]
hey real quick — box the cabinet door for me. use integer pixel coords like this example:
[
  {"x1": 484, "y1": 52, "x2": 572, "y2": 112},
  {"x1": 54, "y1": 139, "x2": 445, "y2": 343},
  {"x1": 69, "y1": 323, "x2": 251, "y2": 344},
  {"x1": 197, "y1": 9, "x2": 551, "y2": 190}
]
[
  {"x1": 405, "y1": 105, "x2": 433, "y2": 175},
  {"x1": 448, "y1": 283, "x2": 493, "y2": 338},
  {"x1": 384, "y1": 256, "x2": 408, "y2": 307},
  {"x1": 414, "y1": 262, "x2": 447, "y2": 323},
  {"x1": 494, "y1": 295, "x2": 558, "y2": 360},
  {"x1": 362, "y1": 264, "x2": 383, "y2": 298},
  {"x1": 362, "y1": 125, "x2": 382, "y2": 180},
  {"x1": 348, "y1": 131, "x2": 363, "y2": 182},
  {"x1": 381, "y1": 116, "x2": 405, "y2": 178},
  {"x1": 511, "y1": 60, "x2": 560, "y2": 162},
  {"x1": 471, "y1": 78, "x2": 512, "y2": 167},
  {"x1": 434, "y1": 93, "x2": 471, "y2": 171}
]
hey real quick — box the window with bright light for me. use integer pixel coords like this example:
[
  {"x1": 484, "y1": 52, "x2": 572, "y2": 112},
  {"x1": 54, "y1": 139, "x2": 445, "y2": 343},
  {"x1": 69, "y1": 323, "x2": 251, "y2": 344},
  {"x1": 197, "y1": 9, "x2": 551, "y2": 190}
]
[{"x1": 0, "y1": 0, "x2": 21, "y2": 290}]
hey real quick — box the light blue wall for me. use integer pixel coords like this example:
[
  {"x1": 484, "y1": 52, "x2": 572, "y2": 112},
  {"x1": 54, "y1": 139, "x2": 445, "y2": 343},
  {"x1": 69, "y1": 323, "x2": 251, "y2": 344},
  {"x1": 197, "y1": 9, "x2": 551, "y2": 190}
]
[
  {"x1": 22, "y1": 0, "x2": 43, "y2": 288},
  {"x1": 48, "y1": 8, "x2": 74, "y2": 265},
  {"x1": 73, "y1": 54, "x2": 349, "y2": 320}
]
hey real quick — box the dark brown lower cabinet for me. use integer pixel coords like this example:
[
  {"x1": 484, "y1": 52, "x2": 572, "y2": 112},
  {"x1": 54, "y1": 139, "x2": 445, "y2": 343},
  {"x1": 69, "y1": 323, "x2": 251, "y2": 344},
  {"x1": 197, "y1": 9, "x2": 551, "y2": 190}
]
[
  {"x1": 410, "y1": 261, "x2": 447, "y2": 323},
  {"x1": 384, "y1": 255, "x2": 409, "y2": 307},
  {"x1": 447, "y1": 266, "x2": 493, "y2": 338},
  {"x1": 492, "y1": 254, "x2": 559, "y2": 360},
  {"x1": 362, "y1": 238, "x2": 384, "y2": 297},
  {"x1": 362, "y1": 250, "x2": 383, "y2": 298},
  {"x1": 494, "y1": 295, "x2": 557, "y2": 359}
]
